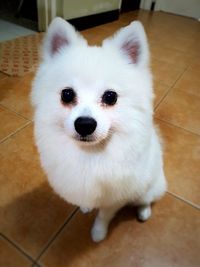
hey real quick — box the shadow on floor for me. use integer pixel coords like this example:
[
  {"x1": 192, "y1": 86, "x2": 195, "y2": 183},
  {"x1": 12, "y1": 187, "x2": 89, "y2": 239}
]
[{"x1": 1, "y1": 181, "x2": 139, "y2": 265}]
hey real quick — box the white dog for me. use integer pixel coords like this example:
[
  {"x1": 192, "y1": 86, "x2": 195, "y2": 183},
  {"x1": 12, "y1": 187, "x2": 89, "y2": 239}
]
[{"x1": 31, "y1": 18, "x2": 167, "y2": 242}]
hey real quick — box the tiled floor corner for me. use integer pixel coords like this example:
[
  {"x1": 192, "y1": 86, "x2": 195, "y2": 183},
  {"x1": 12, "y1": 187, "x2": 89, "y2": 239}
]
[{"x1": 0, "y1": 9, "x2": 200, "y2": 267}]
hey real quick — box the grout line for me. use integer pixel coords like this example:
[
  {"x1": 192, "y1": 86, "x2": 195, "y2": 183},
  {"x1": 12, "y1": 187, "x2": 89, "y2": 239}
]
[
  {"x1": 0, "y1": 233, "x2": 36, "y2": 264},
  {"x1": 154, "y1": 66, "x2": 189, "y2": 111},
  {"x1": 155, "y1": 117, "x2": 200, "y2": 137},
  {"x1": 34, "y1": 207, "x2": 79, "y2": 264},
  {"x1": 0, "y1": 103, "x2": 32, "y2": 121},
  {"x1": 154, "y1": 62, "x2": 200, "y2": 137},
  {"x1": 154, "y1": 85, "x2": 172, "y2": 110},
  {"x1": 0, "y1": 121, "x2": 32, "y2": 144},
  {"x1": 167, "y1": 191, "x2": 200, "y2": 211}
]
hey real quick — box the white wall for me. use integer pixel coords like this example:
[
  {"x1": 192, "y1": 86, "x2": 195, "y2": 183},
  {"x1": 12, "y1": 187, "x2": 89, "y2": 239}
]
[
  {"x1": 63, "y1": 0, "x2": 121, "y2": 20},
  {"x1": 158, "y1": 0, "x2": 200, "y2": 19},
  {"x1": 140, "y1": 0, "x2": 200, "y2": 19},
  {"x1": 37, "y1": 0, "x2": 121, "y2": 31}
]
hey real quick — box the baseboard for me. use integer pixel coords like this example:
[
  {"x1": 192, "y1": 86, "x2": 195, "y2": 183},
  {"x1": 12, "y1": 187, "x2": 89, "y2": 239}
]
[{"x1": 68, "y1": 10, "x2": 120, "y2": 31}]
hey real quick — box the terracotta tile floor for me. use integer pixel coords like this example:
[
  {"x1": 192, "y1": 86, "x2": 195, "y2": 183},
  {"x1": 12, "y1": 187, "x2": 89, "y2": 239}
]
[{"x1": 0, "y1": 10, "x2": 200, "y2": 267}]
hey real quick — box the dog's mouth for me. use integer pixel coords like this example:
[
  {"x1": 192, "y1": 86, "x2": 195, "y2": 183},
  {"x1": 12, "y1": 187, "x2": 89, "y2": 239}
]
[
  {"x1": 74, "y1": 130, "x2": 113, "y2": 146},
  {"x1": 75, "y1": 134, "x2": 97, "y2": 144},
  {"x1": 71, "y1": 126, "x2": 113, "y2": 146}
]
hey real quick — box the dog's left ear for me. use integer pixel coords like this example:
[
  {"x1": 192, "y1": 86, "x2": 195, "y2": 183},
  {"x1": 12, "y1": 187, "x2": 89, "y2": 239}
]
[{"x1": 103, "y1": 21, "x2": 149, "y2": 67}]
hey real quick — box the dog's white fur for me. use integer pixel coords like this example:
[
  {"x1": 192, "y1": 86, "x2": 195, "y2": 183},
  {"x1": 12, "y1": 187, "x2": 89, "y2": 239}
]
[{"x1": 31, "y1": 18, "x2": 167, "y2": 242}]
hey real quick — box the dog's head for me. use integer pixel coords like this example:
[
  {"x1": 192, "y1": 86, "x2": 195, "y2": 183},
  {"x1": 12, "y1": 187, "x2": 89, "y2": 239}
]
[{"x1": 32, "y1": 18, "x2": 153, "y2": 146}]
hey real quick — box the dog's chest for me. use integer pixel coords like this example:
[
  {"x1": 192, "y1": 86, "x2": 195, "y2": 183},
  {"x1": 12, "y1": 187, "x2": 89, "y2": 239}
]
[
  {"x1": 49, "y1": 150, "x2": 145, "y2": 208},
  {"x1": 39, "y1": 133, "x2": 148, "y2": 208}
]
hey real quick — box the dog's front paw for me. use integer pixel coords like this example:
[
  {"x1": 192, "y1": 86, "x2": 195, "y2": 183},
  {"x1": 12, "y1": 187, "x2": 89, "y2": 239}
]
[
  {"x1": 91, "y1": 219, "x2": 108, "y2": 242},
  {"x1": 137, "y1": 205, "x2": 151, "y2": 222},
  {"x1": 80, "y1": 207, "x2": 92, "y2": 214}
]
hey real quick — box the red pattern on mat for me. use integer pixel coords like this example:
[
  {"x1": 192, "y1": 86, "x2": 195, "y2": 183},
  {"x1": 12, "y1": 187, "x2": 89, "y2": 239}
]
[{"x1": 0, "y1": 33, "x2": 44, "y2": 76}]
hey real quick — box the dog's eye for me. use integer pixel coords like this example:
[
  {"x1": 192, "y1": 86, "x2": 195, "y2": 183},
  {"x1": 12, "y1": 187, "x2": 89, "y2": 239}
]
[
  {"x1": 61, "y1": 88, "x2": 76, "y2": 104},
  {"x1": 102, "y1": 90, "x2": 117, "y2": 106}
]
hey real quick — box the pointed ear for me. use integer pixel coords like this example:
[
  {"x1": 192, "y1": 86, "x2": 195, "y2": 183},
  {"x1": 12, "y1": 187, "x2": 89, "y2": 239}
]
[
  {"x1": 42, "y1": 17, "x2": 86, "y2": 60},
  {"x1": 103, "y1": 21, "x2": 149, "y2": 67}
]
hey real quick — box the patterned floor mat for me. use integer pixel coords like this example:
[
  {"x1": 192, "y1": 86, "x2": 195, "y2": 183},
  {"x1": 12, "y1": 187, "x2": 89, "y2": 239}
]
[{"x1": 0, "y1": 33, "x2": 44, "y2": 76}]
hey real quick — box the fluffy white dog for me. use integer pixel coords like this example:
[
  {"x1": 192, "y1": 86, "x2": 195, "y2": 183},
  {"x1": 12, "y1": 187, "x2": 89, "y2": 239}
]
[{"x1": 31, "y1": 18, "x2": 167, "y2": 242}]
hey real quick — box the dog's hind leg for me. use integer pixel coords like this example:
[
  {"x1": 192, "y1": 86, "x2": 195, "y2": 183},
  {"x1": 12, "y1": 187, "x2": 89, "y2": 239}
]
[
  {"x1": 91, "y1": 204, "x2": 122, "y2": 242},
  {"x1": 137, "y1": 168, "x2": 166, "y2": 221}
]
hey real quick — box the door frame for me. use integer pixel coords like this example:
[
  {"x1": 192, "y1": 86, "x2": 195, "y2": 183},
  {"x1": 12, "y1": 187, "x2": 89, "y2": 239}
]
[{"x1": 37, "y1": 0, "x2": 57, "y2": 31}]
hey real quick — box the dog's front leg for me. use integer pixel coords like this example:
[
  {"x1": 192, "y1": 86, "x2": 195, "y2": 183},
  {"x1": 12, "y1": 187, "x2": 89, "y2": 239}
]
[
  {"x1": 80, "y1": 207, "x2": 92, "y2": 214},
  {"x1": 137, "y1": 204, "x2": 152, "y2": 221},
  {"x1": 91, "y1": 204, "x2": 122, "y2": 242}
]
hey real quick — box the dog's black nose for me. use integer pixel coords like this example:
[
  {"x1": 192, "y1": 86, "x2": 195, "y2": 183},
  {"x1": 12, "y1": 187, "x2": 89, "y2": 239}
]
[{"x1": 74, "y1": 117, "x2": 97, "y2": 136}]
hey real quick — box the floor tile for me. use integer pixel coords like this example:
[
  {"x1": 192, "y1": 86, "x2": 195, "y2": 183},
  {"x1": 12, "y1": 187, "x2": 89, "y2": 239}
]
[
  {"x1": 0, "y1": 105, "x2": 29, "y2": 142},
  {"x1": 189, "y1": 57, "x2": 200, "y2": 74},
  {"x1": 155, "y1": 90, "x2": 200, "y2": 135},
  {"x1": 0, "y1": 236, "x2": 32, "y2": 267},
  {"x1": 154, "y1": 35, "x2": 193, "y2": 53},
  {"x1": 150, "y1": 33, "x2": 200, "y2": 57},
  {"x1": 151, "y1": 44, "x2": 195, "y2": 70},
  {"x1": 138, "y1": 11, "x2": 199, "y2": 41},
  {"x1": 41, "y1": 195, "x2": 200, "y2": 267},
  {"x1": 120, "y1": 10, "x2": 138, "y2": 23},
  {"x1": 156, "y1": 120, "x2": 200, "y2": 206},
  {"x1": 187, "y1": 39, "x2": 200, "y2": 57},
  {"x1": 151, "y1": 58, "x2": 184, "y2": 87},
  {"x1": 173, "y1": 69, "x2": 200, "y2": 97},
  {"x1": 82, "y1": 24, "x2": 115, "y2": 45},
  {"x1": 0, "y1": 124, "x2": 76, "y2": 257},
  {"x1": 0, "y1": 72, "x2": 35, "y2": 119},
  {"x1": 82, "y1": 28, "x2": 106, "y2": 46}
]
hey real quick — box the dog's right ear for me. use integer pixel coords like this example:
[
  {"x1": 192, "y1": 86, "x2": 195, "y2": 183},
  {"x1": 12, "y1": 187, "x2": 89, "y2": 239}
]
[{"x1": 42, "y1": 17, "x2": 86, "y2": 60}]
